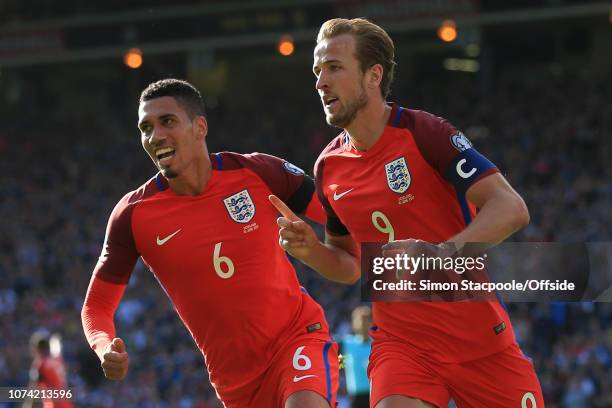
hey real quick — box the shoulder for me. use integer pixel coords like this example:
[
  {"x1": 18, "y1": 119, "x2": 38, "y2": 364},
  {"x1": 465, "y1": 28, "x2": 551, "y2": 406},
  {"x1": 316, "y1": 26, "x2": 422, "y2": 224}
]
[
  {"x1": 211, "y1": 151, "x2": 247, "y2": 170},
  {"x1": 212, "y1": 151, "x2": 297, "y2": 171},
  {"x1": 125, "y1": 176, "x2": 163, "y2": 202},
  {"x1": 391, "y1": 106, "x2": 466, "y2": 169},
  {"x1": 393, "y1": 107, "x2": 457, "y2": 137},
  {"x1": 213, "y1": 151, "x2": 308, "y2": 178},
  {"x1": 314, "y1": 133, "x2": 346, "y2": 176},
  {"x1": 112, "y1": 175, "x2": 163, "y2": 216},
  {"x1": 318, "y1": 133, "x2": 348, "y2": 160}
]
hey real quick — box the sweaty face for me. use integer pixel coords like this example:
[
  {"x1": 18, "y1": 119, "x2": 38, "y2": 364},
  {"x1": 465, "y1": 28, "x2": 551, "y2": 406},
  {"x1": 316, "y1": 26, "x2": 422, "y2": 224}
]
[
  {"x1": 138, "y1": 96, "x2": 203, "y2": 179},
  {"x1": 313, "y1": 34, "x2": 369, "y2": 129}
]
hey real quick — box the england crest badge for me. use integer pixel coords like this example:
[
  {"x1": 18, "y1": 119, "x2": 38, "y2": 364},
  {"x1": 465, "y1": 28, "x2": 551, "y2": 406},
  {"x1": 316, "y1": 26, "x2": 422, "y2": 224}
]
[
  {"x1": 385, "y1": 157, "x2": 411, "y2": 194},
  {"x1": 223, "y1": 189, "x2": 256, "y2": 223}
]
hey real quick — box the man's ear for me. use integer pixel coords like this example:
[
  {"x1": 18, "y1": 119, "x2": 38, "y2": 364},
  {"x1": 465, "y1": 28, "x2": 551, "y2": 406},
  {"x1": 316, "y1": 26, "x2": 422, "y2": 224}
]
[
  {"x1": 367, "y1": 64, "x2": 384, "y2": 89},
  {"x1": 195, "y1": 116, "x2": 208, "y2": 140}
]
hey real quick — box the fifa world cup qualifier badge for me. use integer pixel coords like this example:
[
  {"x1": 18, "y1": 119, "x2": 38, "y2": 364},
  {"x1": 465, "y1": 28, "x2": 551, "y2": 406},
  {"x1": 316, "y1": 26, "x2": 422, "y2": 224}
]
[
  {"x1": 450, "y1": 132, "x2": 472, "y2": 151},
  {"x1": 283, "y1": 161, "x2": 305, "y2": 175}
]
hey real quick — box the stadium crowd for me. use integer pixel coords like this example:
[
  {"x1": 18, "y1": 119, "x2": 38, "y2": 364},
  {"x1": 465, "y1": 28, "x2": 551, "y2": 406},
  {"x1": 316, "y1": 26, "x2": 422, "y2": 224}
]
[{"x1": 0, "y1": 60, "x2": 610, "y2": 407}]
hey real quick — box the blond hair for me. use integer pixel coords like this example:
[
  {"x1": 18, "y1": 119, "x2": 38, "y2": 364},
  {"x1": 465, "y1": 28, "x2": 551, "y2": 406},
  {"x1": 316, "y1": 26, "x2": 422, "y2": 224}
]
[{"x1": 317, "y1": 18, "x2": 396, "y2": 98}]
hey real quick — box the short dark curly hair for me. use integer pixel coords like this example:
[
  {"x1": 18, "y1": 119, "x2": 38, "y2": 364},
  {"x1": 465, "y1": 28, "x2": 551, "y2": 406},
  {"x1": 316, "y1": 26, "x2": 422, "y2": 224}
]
[{"x1": 139, "y1": 78, "x2": 206, "y2": 119}]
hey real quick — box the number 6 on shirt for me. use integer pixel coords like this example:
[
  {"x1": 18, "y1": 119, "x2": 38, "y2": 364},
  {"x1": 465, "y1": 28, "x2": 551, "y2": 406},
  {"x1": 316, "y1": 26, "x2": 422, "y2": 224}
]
[
  {"x1": 213, "y1": 242, "x2": 235, "y2": 279},
  {"x1": 292, "y1": 346, "x2": 312, "y2": 370}
]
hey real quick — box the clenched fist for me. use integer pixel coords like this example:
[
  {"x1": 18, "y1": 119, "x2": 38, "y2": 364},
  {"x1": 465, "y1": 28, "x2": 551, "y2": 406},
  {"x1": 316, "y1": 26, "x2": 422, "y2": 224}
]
[{"x1": 101, "y1": 337, "x2": 129, "y2": 380}]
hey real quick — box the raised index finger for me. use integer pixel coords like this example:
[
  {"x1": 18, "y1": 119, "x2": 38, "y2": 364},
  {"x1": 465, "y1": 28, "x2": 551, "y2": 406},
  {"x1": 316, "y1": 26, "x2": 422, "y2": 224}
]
[{"x1": 268, "y1": 194, "x2": 301, "y2": 222}]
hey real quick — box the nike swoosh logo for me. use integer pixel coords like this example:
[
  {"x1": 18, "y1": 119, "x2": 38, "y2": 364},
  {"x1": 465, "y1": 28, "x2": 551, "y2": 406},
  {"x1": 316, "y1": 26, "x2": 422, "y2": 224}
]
[
  {"x1": 293, "y1": 374, "x2": 317, "y2": 382},
  {"x1": 333, "y1": 188, "x2": 354, "y2": 201},
  {"x1": 156, "y1": 229, "x2": 182, "y2": 246}
]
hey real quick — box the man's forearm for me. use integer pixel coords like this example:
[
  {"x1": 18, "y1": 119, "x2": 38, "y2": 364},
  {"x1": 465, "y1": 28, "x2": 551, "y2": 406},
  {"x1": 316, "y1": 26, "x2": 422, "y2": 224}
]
[
  {"x1": 449, "y1": 194, "x2": 529, "y2": 250},
  {"x1": 81, "y1": 275, "x2": 126, "y2": 360}
]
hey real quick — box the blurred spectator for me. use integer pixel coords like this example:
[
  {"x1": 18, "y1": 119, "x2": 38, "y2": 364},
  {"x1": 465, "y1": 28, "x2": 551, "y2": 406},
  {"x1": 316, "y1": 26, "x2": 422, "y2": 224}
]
[
  {"x1": 339, "y1": 306, "x2": 372, "y2": 408},
  {"x1": 25, "y1": 330, "x2": 73, "y2": 408}
]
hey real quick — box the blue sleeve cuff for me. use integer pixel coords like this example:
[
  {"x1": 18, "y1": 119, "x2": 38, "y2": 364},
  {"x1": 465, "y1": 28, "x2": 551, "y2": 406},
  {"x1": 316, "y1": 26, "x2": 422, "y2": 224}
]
[{"x1": 444, "y1": 148, "x2": 498, "y2": 194}]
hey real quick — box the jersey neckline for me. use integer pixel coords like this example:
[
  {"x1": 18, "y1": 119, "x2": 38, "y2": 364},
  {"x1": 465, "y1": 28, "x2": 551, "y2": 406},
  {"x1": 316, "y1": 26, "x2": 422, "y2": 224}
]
[{"x1": 342, "y1": 102, "x2": 404, "y2": 159}]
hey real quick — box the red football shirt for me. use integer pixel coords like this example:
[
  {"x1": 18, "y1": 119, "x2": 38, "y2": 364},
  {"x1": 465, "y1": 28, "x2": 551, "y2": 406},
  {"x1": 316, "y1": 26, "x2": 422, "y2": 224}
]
[
  {"x1": 32, "y1": 355, "x2": 73, "y2": 408},
  {"x1": 315, "y1": 103, "x2": 516, "y2": 363},
  {"x1": 94, "y1": 152, "x2": 330, "y2": 399}
]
